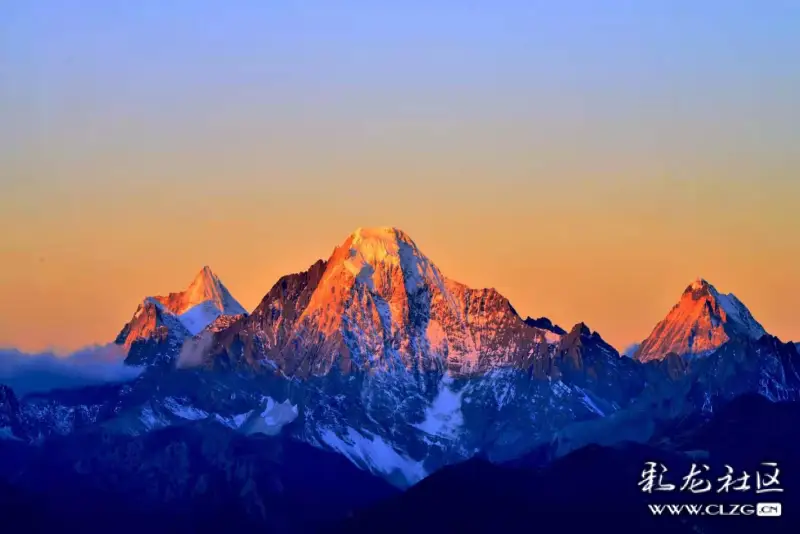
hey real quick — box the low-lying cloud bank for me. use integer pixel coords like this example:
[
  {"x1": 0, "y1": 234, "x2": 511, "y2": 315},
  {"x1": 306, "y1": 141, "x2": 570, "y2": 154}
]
[{"x1": 0, "y1": 344, "x2": 144, "y2": 396}]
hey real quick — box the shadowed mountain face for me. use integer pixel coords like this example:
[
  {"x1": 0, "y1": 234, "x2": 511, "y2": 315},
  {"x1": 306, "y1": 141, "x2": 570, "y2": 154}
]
[
  {"x1": 0, "y1": 385, "x2": 24, "y2": 439},
  {"x1": 334, "y1": 395, "x2": 800, "y2": 534},
  {"x1": 3, "y1": 392, "x2": 798, "y2": 533},
  {"x1": 0, "y1": 421, "x2": 398, "y2": 534}
]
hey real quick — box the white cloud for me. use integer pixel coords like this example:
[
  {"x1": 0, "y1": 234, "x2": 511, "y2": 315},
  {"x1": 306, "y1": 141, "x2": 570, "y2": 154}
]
[{"x1": 0, "y1": 344, "x2": 144, "y2": 395}]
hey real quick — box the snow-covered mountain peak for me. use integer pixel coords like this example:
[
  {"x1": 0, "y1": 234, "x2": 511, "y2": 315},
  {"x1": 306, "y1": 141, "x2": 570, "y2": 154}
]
[
  {"x1": 681, "y1": 279, "x2": 765, "y2": 337},
  {"x1": 635, "y1": 278, "x2": 767, "y2": 362},
  {"x1": 116, "y1": 267, "x2": 248, "y2": 354},
  {"x1": 214, "y1": 227, "x2": 557, "y2": 375},
  {"x1": 351, "y1": 226, "x2": 413, "y2": 246},
  {"x1": 151, "y1": 266, "x2": 247, "y2": 331},
  {"x1": 166, "y1": 266, "x2": 237, "y2": 315},
  {"x1": 346, "y1": 227, "x2": 421, "y2": 265},
  {"x1": 329, "y1": 227, "x2": 446, "y2": 295},
  {"x1": 291, "y1": 228, "x2": 454, "y2": 337}
]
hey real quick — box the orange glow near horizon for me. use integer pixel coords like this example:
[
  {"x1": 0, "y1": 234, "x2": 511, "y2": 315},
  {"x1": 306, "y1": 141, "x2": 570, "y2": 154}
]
[
  {"x1": 2, "y1": 3, "x2": 799, "y2": 354},
  {"x1": 2, "y1": 175, "x2": 799, "y2": 354}
]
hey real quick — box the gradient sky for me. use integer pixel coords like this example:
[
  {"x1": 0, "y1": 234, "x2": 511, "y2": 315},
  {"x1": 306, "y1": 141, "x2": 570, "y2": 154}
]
[{"x1": 2, "y1": 1, "x2": 799, "y2": 353}]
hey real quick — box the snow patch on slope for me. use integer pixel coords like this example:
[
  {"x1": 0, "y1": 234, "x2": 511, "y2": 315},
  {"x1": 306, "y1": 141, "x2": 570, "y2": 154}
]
[
  {"x1": 259, "y1": 397, "x2": 298, "y2": 432},
  {"x1": 413, "y1": 375, "x2": 464, "y2": 439},
  {"x1": 163, "y1": 397, "x2": 209, "y2": 421},
  {"x1": 139, "y1": 405, "x2": 169, "y2": 431},
  {"x1": 214, "y1": 412, "x2": 251, "y2": 429},
  {"x1": 178, "y1": 302, "x2": 224, "y2": 335},
  {"x1": 576, "y1": 387, "x2": 606, "y2": 416},
  {"x1": 242, "y1": 396, "x2": 298, "y2": 436},
  {"x1": 319, "y1": 426, "x2": 427, "y2": 486}
]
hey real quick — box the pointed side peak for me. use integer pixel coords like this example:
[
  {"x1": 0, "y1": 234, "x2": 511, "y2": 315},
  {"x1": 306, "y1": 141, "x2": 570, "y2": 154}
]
[
  {"x1": 116, "y1": 265, "x2": 248, "y2": 349},
  {"x1": 163, "y1": 267, "x2": 246, "y2": 321},
  {"x1": 194, "y1": 265, "x2": 218, "y2": 283},
  {"x1": 186, "y1": 266, "x2": 223, "y2": 298},
  {"x1": 637, "y1": 278, "x2": 768, "y2": 361}
]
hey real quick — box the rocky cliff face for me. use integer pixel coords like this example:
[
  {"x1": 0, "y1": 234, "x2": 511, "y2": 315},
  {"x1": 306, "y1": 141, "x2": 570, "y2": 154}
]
[
  {"x1": 0, "y1": 420, "x2": 399, "y2": 534},
  {"x1": 207, "y1": 228, "x2": 561, "y2": 377}
]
